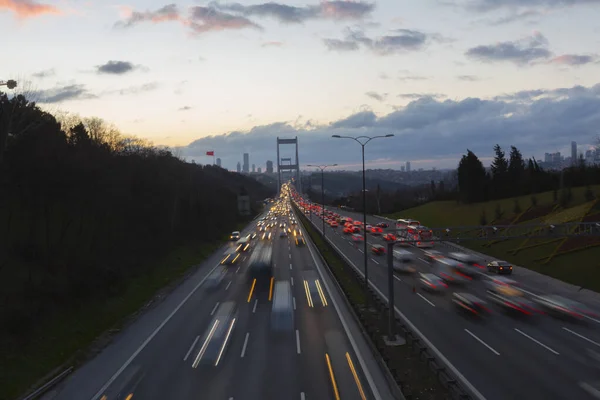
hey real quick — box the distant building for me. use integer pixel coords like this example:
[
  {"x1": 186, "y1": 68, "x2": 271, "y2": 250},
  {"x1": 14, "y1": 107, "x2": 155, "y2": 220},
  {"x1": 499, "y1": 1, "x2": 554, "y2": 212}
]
[
  {"x1": 266, "y1": 160, "x2": 274, "y2": 173},
  {"x1": 252, "y1": 163, "x2": 256, "y2": 173},
  {"x1": 257, "y1": 167, "x2": 262, "y2": 174},
  {"x1": 243, "y1": 153, "x2": 250, "y2": 173},
  {"x1": 571, "y1": 141, "x2": 577, "y2": 165},
  {"x1": 216, "y1": 158, "x2": 222, "y2": 167},
  {"x1": 406, "y1": 161, "x2": 411, "y2": 172},
  {"x1": 237, "y1": 162, "x2": 241, "y2": 173},
  {"x1": 544, "y1": 153, "x2": 553, "y2": 163}
]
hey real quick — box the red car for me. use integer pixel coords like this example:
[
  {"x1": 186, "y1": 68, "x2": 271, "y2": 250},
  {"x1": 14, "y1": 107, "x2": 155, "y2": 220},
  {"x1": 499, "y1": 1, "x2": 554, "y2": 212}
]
[
  {"x1": 371, "y1": 244, "x2": 385, "y2": 255},
  {"x1": 351, "y1": 233, "x2": 364, "y2": 242},
  {"x1": 383, "y1": 233, "x2": 397, "y2": 242}
]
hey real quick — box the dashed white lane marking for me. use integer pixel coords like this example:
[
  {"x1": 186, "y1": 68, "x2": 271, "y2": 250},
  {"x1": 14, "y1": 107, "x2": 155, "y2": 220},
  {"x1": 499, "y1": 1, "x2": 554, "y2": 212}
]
[
  {"x1": 252, "y1": 299, "x2": 258, "y2": 313},
  {"x1": 241, "y1": 333, "x2": 250, "y2": 357},
  {"x1": 211, "y1": 302, "x2": 220, "y2": 316},
  {"x1": 183, "y1": 336, "x2": 200, "y2": 361},
  {"x1": 465, "y1": 329, "x2": 500, "y2": 356},
  {"x1": 563, "y1": 327, "x2": 600, "y2": 347},
  {"x1": 514, "y1": 328, "x2": 559, "y2": 355},
  {"x1": 417, "y1": 293, "x2": 435, "y2": 307}
]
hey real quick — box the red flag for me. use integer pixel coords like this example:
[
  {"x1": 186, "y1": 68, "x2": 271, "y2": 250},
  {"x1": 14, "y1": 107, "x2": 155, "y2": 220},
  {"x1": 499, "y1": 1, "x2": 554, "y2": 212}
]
[{"x1": 206, "y1": 151, "x2": 214, "y2": 156}]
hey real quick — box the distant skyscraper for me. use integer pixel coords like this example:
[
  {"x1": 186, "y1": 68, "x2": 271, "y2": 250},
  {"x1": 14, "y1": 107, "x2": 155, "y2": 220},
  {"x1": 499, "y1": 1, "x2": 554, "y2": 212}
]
[
  {"x1": 237, "y1": 162, "x2": 241, "y2": 173},
  {"x1": 243, "y1": 153, "x2": 249, "y2": 173},
  {"x1": 216, "y1": 158, "x2": 222, "y2": 167},
  {"x1": 571, "y1": 141, "x2": 577, "y2": 165},
  {"x1": 266, "y1": 160, "x2": 274, "y2": 173},
  {"x1": 252, "y1": 164, "x2": 255, "y2": 173},
  {"x1": 400, "y1": 166, "x2": 405, "y2": 172},
  {"x1": 257, "y1": 167, "x2": 262, "y2": 174},
  {"x1": 406, "y1": 161, "x2": 411, "y2": 172}
]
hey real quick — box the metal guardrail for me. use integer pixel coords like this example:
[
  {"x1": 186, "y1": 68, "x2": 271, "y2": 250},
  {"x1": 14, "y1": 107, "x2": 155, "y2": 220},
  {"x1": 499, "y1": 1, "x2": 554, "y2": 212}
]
[
  {"x1": 20, "y1": 367, "x2": 73, "y2": 400},
  {"x1": 296, "y1": 204, "x2": 474, "y2": 400}
]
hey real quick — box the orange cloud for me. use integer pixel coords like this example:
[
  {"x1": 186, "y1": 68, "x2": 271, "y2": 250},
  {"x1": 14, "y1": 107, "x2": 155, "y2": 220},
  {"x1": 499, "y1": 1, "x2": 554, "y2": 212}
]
[{"x1": 0, "y1": 0, "x2": 61, "y2": 18}]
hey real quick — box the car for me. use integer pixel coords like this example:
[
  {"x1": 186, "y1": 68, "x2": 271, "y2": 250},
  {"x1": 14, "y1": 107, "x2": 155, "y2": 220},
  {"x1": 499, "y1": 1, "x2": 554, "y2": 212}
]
[
  {"x1": 343, "y1": 227, "x2": 354, "y2": 234},
  {"x1": 230, "y1": 231, "x2": 241, "y2": 241},
  {"x1": 351, "y1": 233, "x2": 364, "y2": 242},
  {"x1": 280, "y1": 230, "x2": 288, "y2": 237},
  {"x1": 205, "y1": 266, "x2": 227, "y2": 290},
  {"x1": 365, "y1": 224, "x2": 373, "y2": 231},
  {"x1": 377, "y1": 222, "x2": 389, "y2": 228},
  {"x1": 452, "y1": 292, "x2": 489, "y2": 317},
  {"x1": 271, "y1": 281, "x2": 294, "y2": 332},
  {"x1": 423, "y1": 250, "x2": 444, "y2": 263},
  {"x1": 487, "y1": 285, "x2": 540, "y2": 316},
  {"x1": 418, "y1": 273, "x2": 448, "y2": 292},
  {"x1": 235, "y1": 237, "x2": 251, "y2": 252},
  {"x1": 392, "y1": 250, "x2": 417, "y2": 273},
  {"x1": 250, "y1": 232, "x2": 257, "y2": 240},
  {"x1": 533, "y1": 295, "x2": 599, "y2": 320},
  {"x1": 383, "y1": 233, "x2": 397, "y2": 242},
  {"x1": 330, "y1": 221, "x2": 338, "y2": 228},
  {"x1": 295, "y1": 236, "x2": 306, "y2": 246},
  {"x1": 193, "y1": 302, "x2": 238, "y2": 367},
  {"x1": 371, "y1": 244, "x2": 385, "y2": 255},
  {"x1": 302, "y1": 270, "x2": 328, "y2": 307},
  {"x1": 370, "y1": 227, "x2": 383, "y2": 235},
  {"x1": 221, "y1": 249, "x2": 240, "y2": 265},
  {"x1": 434, "y1": 258, "x2": 473, "y2": 284},
  {"x1": 487, "y1": 260, "x2": 513, "y2": 275},
  {"x1": 447, "y1": 252, "x2": 485, "y2": 276},
  {"x1": 395, "y1": 236, "x2": 410, "y2": 246}
]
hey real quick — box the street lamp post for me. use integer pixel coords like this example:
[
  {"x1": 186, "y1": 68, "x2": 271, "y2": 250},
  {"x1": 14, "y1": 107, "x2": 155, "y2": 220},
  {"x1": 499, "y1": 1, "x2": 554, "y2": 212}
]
[
  {"x1": 331, "y1": 134, "x2": 394, "y2": 302},
  {"x1": 0, "y1": 80, "x2": 17, "y2": 89},
  {"x1": 307, "y1": 164, "x2": 338, "y2": 238}
]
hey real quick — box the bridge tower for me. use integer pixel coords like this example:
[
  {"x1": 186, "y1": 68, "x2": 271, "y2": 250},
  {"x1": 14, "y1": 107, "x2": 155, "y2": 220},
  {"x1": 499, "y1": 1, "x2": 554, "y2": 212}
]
[{"x1": 276, "y1": 137, "x2": 301, "y2": 193}]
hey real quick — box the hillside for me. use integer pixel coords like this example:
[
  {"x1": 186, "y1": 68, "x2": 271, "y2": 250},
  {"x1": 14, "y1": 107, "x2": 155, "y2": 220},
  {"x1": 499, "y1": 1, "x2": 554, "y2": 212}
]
[
  {"x1": 388, "y1": 185, "x2": 600, "y2": 292},
  {"x1": 308, "y1": 172, "x2": 410, "y2": 196}
]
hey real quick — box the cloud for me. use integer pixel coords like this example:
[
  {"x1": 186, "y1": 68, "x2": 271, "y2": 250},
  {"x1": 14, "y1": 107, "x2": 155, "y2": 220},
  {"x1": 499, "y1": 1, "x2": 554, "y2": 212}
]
[
  {"x1": 366, "y1": 91, "x2": 387, "y2": 101},
  {"x1": 457, "y1": 75, "x2": 480, "y2": 81},
  {"x1": 96, "y1": 61, "x2": 143, "y2": 75},
  {"x1": 0, "y1": 0, "x2": 61, "y2": 19},
  {"x1": 487, "y1": 9, "x2": 542, "y2": 25},
  {"x1": 465, "y1": 32, "x2": 552, "y2": 65},
  {"x1": 114, "y1": 4, "x2": 181, "y2": 28},
  {"x1": 179, "y1": 106, "x2": 192, "y2": 111},
  {"x1": 103, "y1": 82, "x2": 159, "y2": 95},
  {"x1": 209, "y1": 1, "x2": 375, "y2": 24},
  {"x1": 114, "y1": 3, "x2": 260, "y2": 35},
  {"x1": 550, "y1": 54, "x2": 597, "y2": 66},
  {"x1": 324, "y1": 28, "x2": 443, "y2": 55},
  {"x1": 34, "y1": 84, "x2": 97, "y2": 103},
  {"x1": 261, "y1": 41, "x2": 284, "y2": 47},
  {"x1": 398, "y1": 93, "x2": 446, "y2": 99},
  {"x1": 457, "y1": 0, "x2": 600, "y2": 13},
  {"x1": 177, "y1": 83, "x2": 600, "y2": 170},
  {"x1": 31, "y1": 68, "x2": 55, "y2": 78}
]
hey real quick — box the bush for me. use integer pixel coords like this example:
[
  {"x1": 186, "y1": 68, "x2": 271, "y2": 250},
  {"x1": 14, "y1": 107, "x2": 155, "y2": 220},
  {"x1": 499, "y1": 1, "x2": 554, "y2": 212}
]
[
  {"x1": 530, "y1": 195, "x2": 538, "y2": 207},
  {"x1": 585, "y1": 186, "x2": 595, "y2": 201},
  {"x1": 494, "y1": 203, "x2": 504, "y2": 220},
  {"x1": 513, "y1": 199, "x2": 522, "y2": 214},
  {"x1": 480, "y1": 210, "x2": 488, "y2": 225}
]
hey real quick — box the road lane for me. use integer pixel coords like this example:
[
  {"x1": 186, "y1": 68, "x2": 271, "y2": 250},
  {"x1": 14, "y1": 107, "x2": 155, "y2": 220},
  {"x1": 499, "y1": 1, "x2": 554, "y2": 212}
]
[{"x1": 305, "y1": 204, "x2": 600, "y2": 400}]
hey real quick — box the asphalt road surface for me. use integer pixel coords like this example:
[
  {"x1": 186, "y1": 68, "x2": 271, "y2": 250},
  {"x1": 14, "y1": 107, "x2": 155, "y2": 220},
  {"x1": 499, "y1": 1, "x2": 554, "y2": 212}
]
[
  {"x1": 43, "y1": 209, "x2": 398, "y2": 400},
  {"x1": 306, "y1": 205, "x2": 600, "y2": 400}
]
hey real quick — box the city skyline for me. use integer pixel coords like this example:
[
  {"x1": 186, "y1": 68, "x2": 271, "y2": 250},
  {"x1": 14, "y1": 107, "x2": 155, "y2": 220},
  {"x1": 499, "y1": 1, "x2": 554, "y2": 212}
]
[{"x1": 2, "y1": 1, "x2": 599, "y2": 170}]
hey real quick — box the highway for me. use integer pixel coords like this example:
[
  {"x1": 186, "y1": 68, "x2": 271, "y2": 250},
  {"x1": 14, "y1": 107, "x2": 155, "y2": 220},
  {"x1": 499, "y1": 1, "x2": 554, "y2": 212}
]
[
  {"x1": 303, "y1": 203, "x2": 600, "y2": 400},
  {"x1": 43, "y1": 204, "x2": 398, "y2": 400}
]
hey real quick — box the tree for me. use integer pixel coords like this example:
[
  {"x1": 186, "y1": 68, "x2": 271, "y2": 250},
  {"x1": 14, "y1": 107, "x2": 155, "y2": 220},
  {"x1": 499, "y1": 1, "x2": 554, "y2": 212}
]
[
  {"x1": 513, "y1": 199, "x2": 522, "y2": 214},
  {"x1": 508, "y1": 146, "x2": 525, "y2": 195},
  {"x1": 490, "y1": 144, "x2": 509, "y2": 196},
  {"x1": 457, "y1": 150, "x2": 487, "y2": 203},
  {"x1": 585, "y1": 186, "x2": 595, "y2": 201}
]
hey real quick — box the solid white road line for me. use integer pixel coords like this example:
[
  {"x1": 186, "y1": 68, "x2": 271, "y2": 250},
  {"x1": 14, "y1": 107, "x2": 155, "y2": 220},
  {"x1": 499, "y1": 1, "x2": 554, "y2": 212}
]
[
  {"x1": 372, "y1": 259, "x2": 379, "y2": 265},
  {"x1": 211, "y1": 302, "x2": 220, "y2": 316},
  {"x1": 183, "y1": 335, "x2": 200, "y2": 361},
  {"x1": 293, "y1": 296, "x2": 297, "y2": 310},
  {"x1": 296, "y1": 329, "x2": 301, "y2": 354},
  {"x1": 417, "y1": 293, "x2": 436, "y2": 307},
  {"x1": 90, "y1": 261, "x2": 224, "y2": 400},
  {"x1": 514, "y1": 328, "x2": 560, "y2": 355},
  {"x1": 464, "y1": 329, "x2": 500, "y2": 356},
  {"x1": 241, "y1": 333, "x2": 250, "y2": 358},
  {"x1": 563, "y1": 327, "x2": 600, "y2": 347},
  {"x1": 225, "y1": 281, "x2": 232, "y2": 290},
  {"x1": 291, "y1": 277, "x2": 294, "y2": 286},
  {"x1": 252, "y1": 299, "x2": 258, "y2": 313}
]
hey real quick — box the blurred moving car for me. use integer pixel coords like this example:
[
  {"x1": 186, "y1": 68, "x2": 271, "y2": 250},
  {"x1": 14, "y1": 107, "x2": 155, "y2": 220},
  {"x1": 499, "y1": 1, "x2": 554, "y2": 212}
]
[
  {"x1": 534, "y1": 295, "x2": 599, "y2": 320},
  {"x1": 487, "y1": 260, "x2": 513, "y2": 275},
  {"x1": 392, "y1": 249, "x2": 417, "y2": 273},
  {"x1": 452, "y1": 292, "x2": 489, "y2": 317},
  {"x1": 376, "y1": 222, "x2": 389, "y2": 228},
  {"x1": 371, "y1": 244, "x2": 385, "y2": 255},
  {"x1": 487, "y1": 285, "x2": 540, "y2": 316},
  {"x1": 434, "y1": 258, "x2": 472, "y2": 284},
  {"x1": 280, "y1": 230, "x2": 288, "y2": 238},
  {"x1": 192, "y1": 301, "x2": 237, "y2": 367},
  {"x1": 447, "y1": 252, "x2": 485, "y2": 276},
  {"x1": 205, "y1": 266, "x2": 227, "y2": 290},
  {"x1": 302, "y1": 270, "x2": 328, "y2": 308},
  {"x1": 247, "y1": 243, "x2": 273, "y2": 279},
  {"x1": 221, "y1": 249, "x2": 240, "y2": 265},
  {"x1": 423, "y1": 250, "x2": 444, "y2": 263},
  {"x1": 419, "y1": 273, "x2": 448, "y2": 292},
  {"x1": 383, "y1": 233, "x2": 396, "y2": 242},
  {"x1": 235, "y1": 237, "x2": 251, "y2": 252},
  {"x1": 295, "y1": 235, "x2": 306, "y2": 246},
  {"x1": 351, "y1": 233, "x2": 364, "y2": 242},
  {"x1": 271, "y1": 281, "x2": 294, "y2": 332},
  {"x1": 230, "y1": 231, "x2": 241, "y2": 241}
]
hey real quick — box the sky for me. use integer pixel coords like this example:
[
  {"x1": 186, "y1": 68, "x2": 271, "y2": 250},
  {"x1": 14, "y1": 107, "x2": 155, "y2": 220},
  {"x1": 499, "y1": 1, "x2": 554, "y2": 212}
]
[{"x1": 2, "y1": 0, "x2": 600, "y2": 171}]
